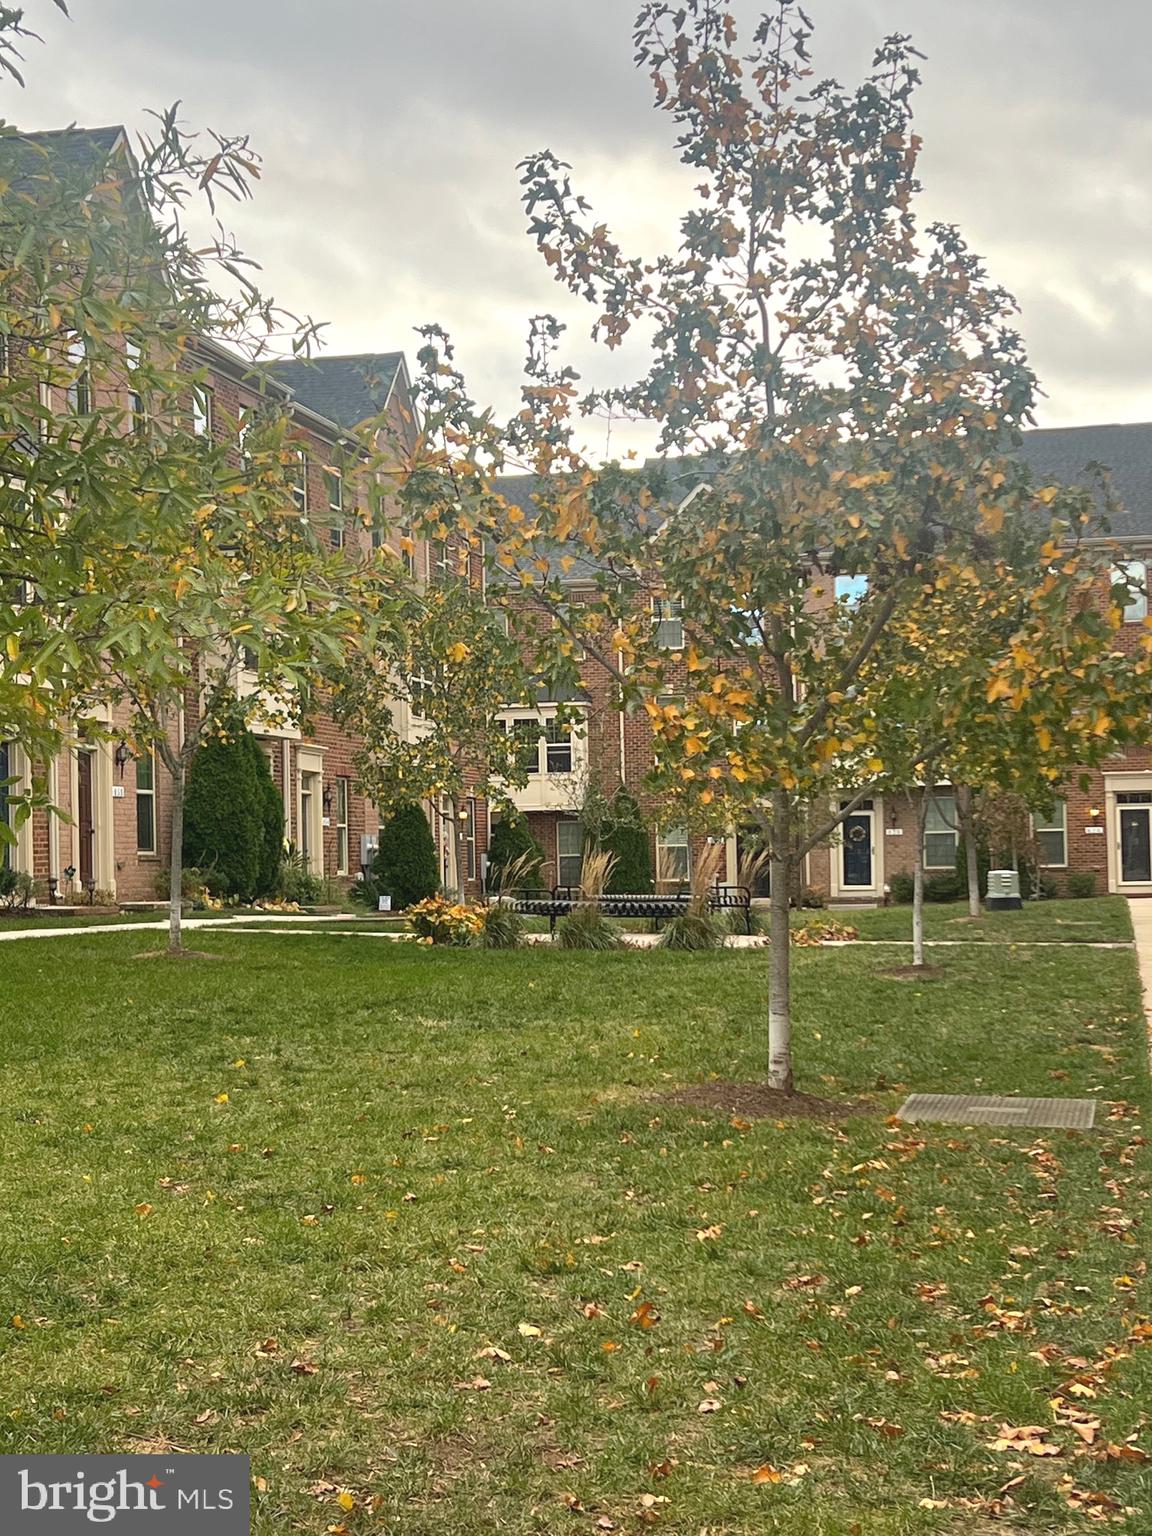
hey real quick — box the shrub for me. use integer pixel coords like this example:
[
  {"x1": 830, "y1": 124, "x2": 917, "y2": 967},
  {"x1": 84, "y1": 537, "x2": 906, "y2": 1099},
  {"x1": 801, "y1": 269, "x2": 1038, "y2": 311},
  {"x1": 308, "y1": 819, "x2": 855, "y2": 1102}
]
[
  {"x1": 723, "y1": 904, "x2": 766, "y2": 935},
  {"x1": 183, "y1": 722, "x2": 268, "y2": 901},
  {"x1": 277, "y1": 846, "x2": 324, "y2": 906},
  {"x1": 1068, "y1": 871, "x2": 1096, "y2": 899},
  {"x1": 374, "y1": 802, "x2": 439, "y2": 911},
  {"x1": 487, "y1": 816, "x2": 544, "y2": 891},
  {"x1": 791, "y1": 916, "x2": 859, "y2": 945},
  {"x1": 473, "y1": 903, "x2": 526, "y2": 949},
  {"x1": 924, "y1": 872, "x2": 962, "y2": 903},
  {"x1": 0, "y1": 866, "x2": 34, "y2": 912},
  {"x1": 556, "y1": 904, "x2": 623, "y2": 950},
  {"x1": 601, "y1": 789, "x2": 653, "y2": 893},
  {"x1": 798, "y1": 885, "x2": 826, "y2": 909},
  {"x1": 659, "y1": 911, "x2": 723, "y2": 950},
  {"x1": 152, "y1": 864, "x2": 209, "y2": 905},
  {"x1": 243, "y1": 732, "x2": 285, "y2": 898},
  {"x1": 888, "y1": 871, "x2": 914, "y2": 904},
  {"x1": 407, "y1": 895, "x2": 484, "y2": 945}
]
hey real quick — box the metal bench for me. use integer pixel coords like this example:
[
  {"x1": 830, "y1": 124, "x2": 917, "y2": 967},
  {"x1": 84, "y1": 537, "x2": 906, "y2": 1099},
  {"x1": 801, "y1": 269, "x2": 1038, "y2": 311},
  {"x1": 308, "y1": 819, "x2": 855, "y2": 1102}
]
[{"x1": 505, "y1": 884, "x2": 751, "y2": 936}]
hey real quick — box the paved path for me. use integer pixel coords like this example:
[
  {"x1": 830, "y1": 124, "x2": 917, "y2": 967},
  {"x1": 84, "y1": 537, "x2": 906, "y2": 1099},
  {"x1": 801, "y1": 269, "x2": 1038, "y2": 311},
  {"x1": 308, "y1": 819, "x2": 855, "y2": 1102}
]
[
  {"x1": 0, "y1": 913, "x2": 357, "y2": 943},
  {"x1": 1126, "y1": 899, "x2": 1152, "y2": 1062}
]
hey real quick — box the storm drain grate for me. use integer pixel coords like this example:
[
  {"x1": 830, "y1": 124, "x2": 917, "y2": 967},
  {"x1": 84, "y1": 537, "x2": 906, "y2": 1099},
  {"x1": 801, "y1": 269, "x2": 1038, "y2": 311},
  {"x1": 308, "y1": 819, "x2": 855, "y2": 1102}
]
[{"x1": 897, "y1": 1093, "x2": 1096, "y2": 1130}]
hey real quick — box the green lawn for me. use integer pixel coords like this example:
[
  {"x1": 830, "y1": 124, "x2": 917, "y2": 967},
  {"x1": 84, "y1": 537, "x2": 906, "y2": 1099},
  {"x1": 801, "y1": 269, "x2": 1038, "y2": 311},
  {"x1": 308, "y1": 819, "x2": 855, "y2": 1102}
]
[
  {"x1": 0, "y1": 934, "x2": 1148, "y2": 1533},
  {"x1": 817, "y1": 895, "x2": 1134, "y2": 945}
]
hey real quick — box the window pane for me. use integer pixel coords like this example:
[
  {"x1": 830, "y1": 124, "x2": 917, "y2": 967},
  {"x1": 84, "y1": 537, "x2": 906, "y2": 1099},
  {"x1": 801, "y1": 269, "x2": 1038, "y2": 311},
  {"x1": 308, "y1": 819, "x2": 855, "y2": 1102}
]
[
  {"x1": 925, "y1": 793, "x2": 956, "y2": 834},
  {"x1": 135, "y1": 753, "x2": 154, "y2": 793},
  {"x1": 924, "y1": 831, "x2": 956, "y2": 868},
  {"x1": 1112, "y1": 562, "x2": 1148, "y2": 623},
  {"x1": 658, "y1": 828, "x2": 689, "y2": 882},
  {"x1": 544, "y1": 719, "x2": 572, "y2": 773},
  {"x1": 1036, "y1": 829, "x2": 1066, "y2": 867},
  {"x1": 557, "y1": 820, "x2": 583, "y2": 888}
]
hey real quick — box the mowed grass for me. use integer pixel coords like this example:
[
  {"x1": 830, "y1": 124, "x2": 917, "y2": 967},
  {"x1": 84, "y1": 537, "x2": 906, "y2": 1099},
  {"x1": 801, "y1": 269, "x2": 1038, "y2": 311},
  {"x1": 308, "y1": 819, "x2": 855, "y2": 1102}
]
[
  {"x1": 826, "y1": 896, "x2": 1134, "y2": 946},
  {"x1": 0, "y1": 933, "x2": 1148, "y2": 1534}
]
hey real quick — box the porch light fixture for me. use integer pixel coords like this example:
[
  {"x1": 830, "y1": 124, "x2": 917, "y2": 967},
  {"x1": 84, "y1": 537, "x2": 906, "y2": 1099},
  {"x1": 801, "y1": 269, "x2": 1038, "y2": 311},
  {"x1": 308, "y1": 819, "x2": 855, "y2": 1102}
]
[
  {"x1": 47, "y1": 877, "x2": 58, "y2": 905},
  {"x1": 1088, "y1": 806, "x2": 1101, "y2": 818},
  {"x1": 322, "y1": 785, "x2": 333, "y2": 815},
  {"x1": 114, "y1": 740, "x2": 132, "y2": 775},
  {"x1": 63, "y1": 865, "x2": 76, "y2": 882},
  {"x1": 83, "y1": 876, "x2": 96, "y2": 905}
]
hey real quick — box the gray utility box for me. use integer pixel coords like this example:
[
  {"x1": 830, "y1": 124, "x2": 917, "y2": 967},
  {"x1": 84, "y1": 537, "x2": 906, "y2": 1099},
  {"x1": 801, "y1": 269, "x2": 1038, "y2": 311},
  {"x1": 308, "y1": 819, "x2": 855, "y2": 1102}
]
[{"x1": 986, "y1": 868, "x2": 1023, "y2": 911}]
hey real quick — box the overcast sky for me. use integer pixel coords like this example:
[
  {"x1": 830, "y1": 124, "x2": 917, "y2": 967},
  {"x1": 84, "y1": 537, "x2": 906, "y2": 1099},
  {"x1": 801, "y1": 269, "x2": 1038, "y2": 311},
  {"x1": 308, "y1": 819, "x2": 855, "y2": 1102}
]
[{"x1": 8, "y1": 0, "x2": 1151, "y2": 455}]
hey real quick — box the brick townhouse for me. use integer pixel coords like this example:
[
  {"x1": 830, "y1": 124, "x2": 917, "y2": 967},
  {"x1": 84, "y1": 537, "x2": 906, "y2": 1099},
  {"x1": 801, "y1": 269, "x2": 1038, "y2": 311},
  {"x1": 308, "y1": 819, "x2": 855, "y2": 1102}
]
[
  {"x1": 497, "y1": 422, "x2": 1152, "y2": 901},
  {"x1": 0, "y1": 126, "x2": 443, "y2": 905},
  {"x1": 1, "y1": 326, "x2": 429, "y2": 903}
]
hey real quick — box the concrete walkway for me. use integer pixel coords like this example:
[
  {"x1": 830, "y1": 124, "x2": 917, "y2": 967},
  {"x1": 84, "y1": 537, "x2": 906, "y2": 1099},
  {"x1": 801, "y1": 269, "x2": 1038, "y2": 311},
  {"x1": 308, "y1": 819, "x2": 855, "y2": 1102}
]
[
  {"x1": 0, "y1": 912, "x2": 358, "y2": 943},
  {"x1": 1126, "y1": 899, "x2": 1152, "y2": 1061}
]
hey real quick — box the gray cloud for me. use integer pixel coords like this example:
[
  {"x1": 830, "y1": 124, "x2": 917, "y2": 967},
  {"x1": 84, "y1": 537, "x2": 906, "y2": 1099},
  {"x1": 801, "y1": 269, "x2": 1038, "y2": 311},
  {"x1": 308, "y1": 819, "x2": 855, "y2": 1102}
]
[{"x1": 8, "y1": 0, "x2": 1152, "y2": 439}]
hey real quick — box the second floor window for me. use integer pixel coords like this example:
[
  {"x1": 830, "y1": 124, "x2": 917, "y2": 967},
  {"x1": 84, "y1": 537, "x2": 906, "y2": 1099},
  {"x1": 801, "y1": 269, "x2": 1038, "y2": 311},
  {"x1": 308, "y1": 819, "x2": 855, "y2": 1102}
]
[
  {"x1": 66, "y1": 336, "x2": 91, "y2": 414},
  {"x1": 192, "y1": 383, "x2": 214, "y2": 437},
  {"x1": 1112, "y1": 561, "x2": 1148, "y2": 623},
  {"x1": 652, "y1": 596, "x2": 684, "y2": 650},
  {"x1": 325, "y1": 468, "x2": 344, "y2": 549},
  {"x1": 291, "y1": 451, "x2": 309, "y2": 518}
]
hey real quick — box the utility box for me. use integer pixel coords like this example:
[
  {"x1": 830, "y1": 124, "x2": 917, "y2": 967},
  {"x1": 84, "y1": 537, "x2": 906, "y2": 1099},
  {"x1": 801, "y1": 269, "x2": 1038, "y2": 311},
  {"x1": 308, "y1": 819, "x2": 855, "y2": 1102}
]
[{"x1": 986, "y1": 868, "x2": 1023, "y2": 911}]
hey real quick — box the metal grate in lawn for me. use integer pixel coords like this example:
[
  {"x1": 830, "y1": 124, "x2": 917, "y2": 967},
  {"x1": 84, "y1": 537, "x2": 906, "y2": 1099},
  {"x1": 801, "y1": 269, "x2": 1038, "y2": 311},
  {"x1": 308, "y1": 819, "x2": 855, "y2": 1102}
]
[{"x1": 897, "y1": 1093, "x2": 1096, "y2": 1130}]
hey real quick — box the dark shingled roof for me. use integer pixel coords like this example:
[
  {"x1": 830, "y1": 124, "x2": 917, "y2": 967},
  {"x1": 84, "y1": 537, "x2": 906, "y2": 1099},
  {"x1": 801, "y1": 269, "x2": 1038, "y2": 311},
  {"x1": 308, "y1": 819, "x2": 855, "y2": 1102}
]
[
  {"x1": 266, "y1": 354, "x2": 405, "y2": 429},
  {"x1": 1019, "y1": 422, "x2": 1152, "y2": 541},
  {"x1": 5, "y1": 125, "x2": 128, "y2": 185}
]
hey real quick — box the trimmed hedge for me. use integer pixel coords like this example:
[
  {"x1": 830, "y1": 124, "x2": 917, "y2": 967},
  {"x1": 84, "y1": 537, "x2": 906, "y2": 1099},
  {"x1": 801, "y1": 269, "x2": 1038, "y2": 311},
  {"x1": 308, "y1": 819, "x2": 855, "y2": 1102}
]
[
  {"x1": 601, "y1": 789, "x2": 653, "y2": 893},
  {"x1": 183, "y1": 725, "x2": 272, "y2": 901},
  {"x1": 374, "y1": 802, "x2": 439, "y2": 911},
  {"x1": 486, "y1": 815, "x2": 545, "y2": 890}
]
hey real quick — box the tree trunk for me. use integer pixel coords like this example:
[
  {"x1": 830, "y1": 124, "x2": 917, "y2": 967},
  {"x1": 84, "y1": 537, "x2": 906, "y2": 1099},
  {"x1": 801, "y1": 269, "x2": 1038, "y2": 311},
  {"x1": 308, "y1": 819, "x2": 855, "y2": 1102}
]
[
  {"x1": 168, "y1": 755, "x2": 186, "y2": 955},
  {"x1": 911, "y1": 789, "x2": 929, "y2": 968},
  {"x1": 767, "y1": 788, "x2": 793, "y2": 1093},
  {"x1": 957, "y1": 785, "x2": 981, "y2": 917}
]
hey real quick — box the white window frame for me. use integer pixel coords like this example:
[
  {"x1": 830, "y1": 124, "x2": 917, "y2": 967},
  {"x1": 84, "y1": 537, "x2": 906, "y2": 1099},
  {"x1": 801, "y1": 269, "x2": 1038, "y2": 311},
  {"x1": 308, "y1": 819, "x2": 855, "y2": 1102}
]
[
  {"x1": 325, "y1": 467, "x2": 344, "y2": 549},
  {"x1": 923, "y1": 791, "x2": 958, "y2": 870},
  {"x1": 66, "y1": 335, "x2": 91, "y2": 414},
  {"x1": 1111, "y1": 561, "x2": 1148, "y2": 624},
  {"x1": 556, "y1": 818, "x2": 583, "y2": 889},
  {"x1": 465, "y1": 796, "x2": 477, "y2": 881},
  {"x1": 652, "y1": 595, "x2": 684, "y2": 650},
  {"x1": 656, "y1": 825, "x2": 690, "y2": 885},
  {"x1": 334, "y1": 776, "x2": 350, "y2": 876},
  {"x1": 1033, "y1": 800, "x2": 1068, "y2": 869},
  {"x1": 135, "y1": 749, "x2": 157, "y2": 855},
  {"x1": 291, "y1": 450, "x2": 309, "y2": 519},
  {"x1": 192, "y1": 382, "x2": 214, "y2": 437}
]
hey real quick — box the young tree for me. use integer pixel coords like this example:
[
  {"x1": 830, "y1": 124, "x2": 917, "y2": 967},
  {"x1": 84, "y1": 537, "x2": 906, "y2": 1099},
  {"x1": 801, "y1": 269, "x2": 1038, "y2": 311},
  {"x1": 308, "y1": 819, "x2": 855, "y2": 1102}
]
[
  {"x1": 395, "y1": 2, "x2": 1152, "y2": 1092},
  {"x1": 330, "y1": 577, "x2": 535, "y2": 899},
  {"x1": 0, "y1": 38, "x2": 395, "y2": 946}
]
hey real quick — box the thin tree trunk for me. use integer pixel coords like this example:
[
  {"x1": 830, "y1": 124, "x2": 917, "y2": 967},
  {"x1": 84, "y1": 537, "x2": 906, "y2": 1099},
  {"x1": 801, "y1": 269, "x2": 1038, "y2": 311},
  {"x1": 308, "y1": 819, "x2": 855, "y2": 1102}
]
[
  {"x1": 168, "y1": 755, "x2": 186, "y2": 955},
  {"x1": 449, "y1": 794, "x2": 466, "y2": 902},
  {"x1": 911, "y1": 788, "x2": 929, "y2": 968},
  {"x1": 767, "y1": 788, "x2": 793, "y2": 1093},
  {"x1": 957, "y1": 785, "x2": 980, "y2": 917}
]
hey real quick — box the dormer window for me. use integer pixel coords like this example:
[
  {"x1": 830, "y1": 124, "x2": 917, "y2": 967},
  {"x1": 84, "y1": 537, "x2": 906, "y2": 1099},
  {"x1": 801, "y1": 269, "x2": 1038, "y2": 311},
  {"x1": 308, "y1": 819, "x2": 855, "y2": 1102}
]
[{"x1": 1112, "y1": 561, "x2": 1147, "y2": 623}]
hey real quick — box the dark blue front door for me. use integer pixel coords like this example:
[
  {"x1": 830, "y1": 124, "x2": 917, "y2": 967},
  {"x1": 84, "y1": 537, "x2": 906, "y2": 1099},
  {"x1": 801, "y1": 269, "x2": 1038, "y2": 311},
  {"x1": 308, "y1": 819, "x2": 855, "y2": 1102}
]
[{"x1": 842, "y1": 812, "x2": 873, "y2": 888}]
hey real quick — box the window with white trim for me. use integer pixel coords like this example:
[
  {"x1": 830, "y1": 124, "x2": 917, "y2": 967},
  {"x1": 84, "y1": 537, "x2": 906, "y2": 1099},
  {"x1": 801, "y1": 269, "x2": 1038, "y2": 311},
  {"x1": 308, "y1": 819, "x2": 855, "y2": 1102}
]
[
  {"x1": 66, "y1": 335, "x2": 91, "y2": 414},
  {"x1": 0, "y1": 739, "x2": 12, "y2": 869},
  {"x1": 652, "y1": 596, "x2": 684, "y2": 650},
  {"x1": 923, "y1": 791, "x2": 958, "y2": 869},
  {"x1": 135, "y1": 750, "x2": 157, "y2": 854},
  {"x1": 656, "y1": 825, "x2": 690, "y2": 884},
  {"x1": 1033, "y1": 800, "x2": 1067, "y2": 868},
  {"x1": 325, "y1": 467, "x2": 344, "y2": 549},
  {"x1": 334, "y1": 777, "x2": 350, "y2": 875},
  {"x1": 1111, "y1": 562, "x2": 1147, "y2": 623},
  {"x1": 291, "y1": 450, "x2": 309, "y2": 518},
  {"x1": 544, "y1": 718, "x2": 573, "y2": 773},
  {"x1": 557, "y1": 818, "x2": 583, "y2": 889},
  {"x1": 192, "y1": 383, "x2": 214, "y2": 437}
]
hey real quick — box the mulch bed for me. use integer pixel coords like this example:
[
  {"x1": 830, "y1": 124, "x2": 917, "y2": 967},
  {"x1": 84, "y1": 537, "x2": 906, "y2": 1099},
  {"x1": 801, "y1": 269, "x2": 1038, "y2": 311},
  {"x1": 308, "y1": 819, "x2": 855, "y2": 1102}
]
[
  {"x1": 134, "y1": 949, "x2": 226, "y2": 962},
  {"x1": 878, "y1": 964, "x2": 946, "y2": 981},
  {"x1": 661, "y1": 1081, "x2": 874, "y2": 1121}
]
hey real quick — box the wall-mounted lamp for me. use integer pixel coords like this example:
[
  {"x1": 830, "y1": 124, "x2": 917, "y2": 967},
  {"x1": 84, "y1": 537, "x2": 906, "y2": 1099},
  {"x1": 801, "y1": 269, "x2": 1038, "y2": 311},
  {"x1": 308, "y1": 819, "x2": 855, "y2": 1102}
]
[
  {"x1": 1088, "y1": 806, "x2": 1102, "y2": 819},
  {"x1": 322, "y1": 785, "x2": 333, "y2": 815},
  {"x1": 114, "y1": 741, "x2": 132, "y2": 776}
]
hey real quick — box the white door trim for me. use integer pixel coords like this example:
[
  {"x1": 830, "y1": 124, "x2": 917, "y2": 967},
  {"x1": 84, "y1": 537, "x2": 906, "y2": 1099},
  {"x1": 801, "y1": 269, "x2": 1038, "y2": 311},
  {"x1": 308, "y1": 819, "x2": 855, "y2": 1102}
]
[
  {"x1": 830, "y1": 797, "x2": 884, "y2": 899},
  {"x1": 1104, "y1": 772, "x2": 1152, "y2": 894}
]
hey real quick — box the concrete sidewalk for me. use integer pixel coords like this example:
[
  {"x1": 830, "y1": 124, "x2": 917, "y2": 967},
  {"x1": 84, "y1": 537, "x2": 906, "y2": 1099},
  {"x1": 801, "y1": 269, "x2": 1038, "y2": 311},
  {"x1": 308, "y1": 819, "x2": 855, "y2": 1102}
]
[
  {"x1": 1126, "y1": 899, "x2": 1152, "y2": 1062},
  {"x1": 0, "y1": 913, "x2": 357, "y2": 943}
]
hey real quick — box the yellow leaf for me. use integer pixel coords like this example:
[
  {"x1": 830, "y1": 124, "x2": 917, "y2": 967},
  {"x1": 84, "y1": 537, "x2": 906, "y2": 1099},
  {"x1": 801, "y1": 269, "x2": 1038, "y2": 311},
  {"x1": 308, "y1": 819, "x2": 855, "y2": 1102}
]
[
  {"x1": 446, "y1": 642, "x2": 471, "y2": 664},
  {"x1": 214, "y1": 1092, "x2": 229, "y2": 1104},
  {"x1": 752, "y1": 1465, "x2": 782, "y2": 1485},
  {"x1": 337, "y1": 1492, "x2": 355, "y2": 1512},
  {"x1": 4, "y1": 634, "x2": 18, "y2": 663}
]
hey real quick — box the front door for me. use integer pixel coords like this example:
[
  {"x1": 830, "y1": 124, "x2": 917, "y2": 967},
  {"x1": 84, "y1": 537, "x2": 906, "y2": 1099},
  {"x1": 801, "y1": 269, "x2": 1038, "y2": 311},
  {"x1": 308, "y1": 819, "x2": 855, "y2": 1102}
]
[
  {"x1": 1119, "y1": 801, "x2": 1152, "y2": 884},
  {"x1": 841, "y1": 802, "x2": 875, "y2": 890},
  {"x1": 76, "y1": 750, "x2": 95, "y2": 885}
]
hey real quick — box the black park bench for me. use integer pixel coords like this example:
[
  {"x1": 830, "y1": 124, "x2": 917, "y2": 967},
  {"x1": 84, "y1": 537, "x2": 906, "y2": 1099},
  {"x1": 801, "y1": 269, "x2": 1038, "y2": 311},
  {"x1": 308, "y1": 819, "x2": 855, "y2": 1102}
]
[{"x1": 504, "y1": 884, "x2": 752, "y2": 936}]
